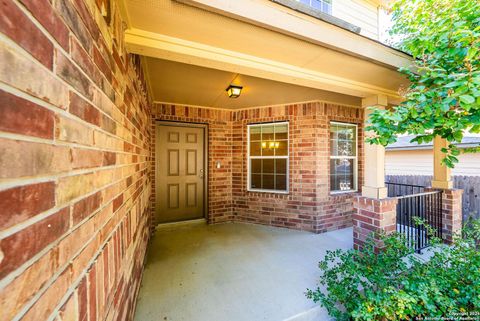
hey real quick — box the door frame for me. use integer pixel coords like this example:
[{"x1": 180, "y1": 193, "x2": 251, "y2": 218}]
[{"x1": 155, "y1": 120, "x2": 208, "y2": 222}]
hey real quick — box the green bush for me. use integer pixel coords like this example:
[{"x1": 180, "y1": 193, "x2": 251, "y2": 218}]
[{"x1": 306, "y1": 219, "x2": 480, "y2": 321}]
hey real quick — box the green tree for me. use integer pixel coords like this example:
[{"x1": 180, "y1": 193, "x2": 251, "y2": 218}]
[{"x1": 367, "y1": 0, "x2": 480, "y2": 168}]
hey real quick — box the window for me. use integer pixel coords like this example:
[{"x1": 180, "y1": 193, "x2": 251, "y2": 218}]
[
  {"x1": 296, "y1": 0, "x2": 332, "y2": 14},
  {"x1": 330, "y1": 122, "x2": 357, "y2": 193},
  {"x1": 248, "y1": 122, "x2": 289, "y2": 193}
]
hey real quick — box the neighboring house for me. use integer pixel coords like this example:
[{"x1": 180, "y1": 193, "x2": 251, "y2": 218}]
[
  {"x1": 386, "y1": 135, "x2": 480, "y2": 176},
  {"x1": 271, "y1": 0, "x2": 383, "y2": 40}
]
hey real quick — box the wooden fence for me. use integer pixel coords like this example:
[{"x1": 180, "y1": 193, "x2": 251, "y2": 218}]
[{"x1": 386, "y1": 175, "x2": 480, "y2": 221}]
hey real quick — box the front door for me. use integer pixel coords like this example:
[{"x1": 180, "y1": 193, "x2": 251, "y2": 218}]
[{"x1": 156, "y1": 123, "x2": 206, "y2": 224}]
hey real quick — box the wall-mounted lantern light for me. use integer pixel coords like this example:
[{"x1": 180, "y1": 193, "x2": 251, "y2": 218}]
[{"x1": 226, "y1": 85, "x2": 243, "y2": 98}]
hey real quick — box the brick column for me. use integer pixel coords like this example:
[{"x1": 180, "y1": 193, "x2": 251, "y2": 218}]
[
  {"x1": 353, "y1": 196, "x2": 398, "y2": 251},
  {"x1": 441, "y1": 189, "x2": 463, "y2": 243}
]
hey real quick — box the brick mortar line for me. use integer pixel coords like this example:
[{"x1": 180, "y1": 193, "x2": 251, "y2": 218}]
[
  {"x1": 0, "y1": 25, "x2": 151, "y2": 146},
  {"x1": 11, "y1": 0, "x2": 109, "y2": 66},
  {"x1": 0, "y1": 127, "x2": 150, "y2": 156},
  {"x1": 84, "y1": 218, "x2": 149, "y2": 321},
  {"x1": 0, "y1": 163, "x2": 149, "y2": 239},
  {"x1": 0, "y1": 183, "x2": 112, "y2": 290},
  {"x1": 66, "y1": 175, "x2": 148, "y2": 236},
  {"x1": 126, "y1": 244, "x2": 148, "y2": 321},
  {"x1": 1, "y1": 177, "x2": 149, "y2": 292},
  {"x1": 0, "y1": 160, "x2": 149, "y2": 192},
  {"x1": 11, "y1": 188, "x2": 150, "y2": 321},
  {"x1": 11, "y1": 0, "x2": 130, "y2": 106},
  {"x1": 0, "y1": 6, "x2": 118, "y2": 109},
  {"x1": 0, "y1": 61, "x2": 151, "y2": 153}
]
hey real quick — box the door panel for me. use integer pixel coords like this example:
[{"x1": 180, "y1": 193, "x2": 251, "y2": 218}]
[
  {"x1": 167, "y1": 149, "x2": 179, "y2": 176},
  {"x1": 156, "y1": 124, "x2": 205, "y2": 223}
]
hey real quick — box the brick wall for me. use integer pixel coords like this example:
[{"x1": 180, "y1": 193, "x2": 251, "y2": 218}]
[
  {"x1": 353, "y1": 196, "x2": 398, "y2": 251},
  {"x1": 232, "y1": 102, "x2": 364, "y2": 232},
  {"x1": 0, "y1": 1, "x2": 151, "y2": 321},
  {"x1": 152, "y1": 102, "x2": 364, "y2": 233},
  {"x1": 441, "y1": 189, "x2": 463, "y2": 243}
]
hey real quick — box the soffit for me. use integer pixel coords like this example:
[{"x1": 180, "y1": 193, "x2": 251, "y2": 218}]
[
  {"x1": 146, "y1": 57, "x2": 361, "y2": 108},
  {"x1": 123, "y1": 0, "x2": 408, "y2": 100}
]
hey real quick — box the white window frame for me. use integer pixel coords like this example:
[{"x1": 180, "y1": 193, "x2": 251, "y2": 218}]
[
  {"x1": 330, "y1": 121, "x2": 358, "y2": 194},
  {"x1": 247, "y1": 122, "x2": 289, "y2": 194},
  {"x1": 300, "y1": 0, "x2": 333, "y2": 15}
]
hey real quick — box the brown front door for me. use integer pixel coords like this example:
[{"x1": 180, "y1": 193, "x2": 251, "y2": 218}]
[{"x1": 155, "y1": 122, "x2": 206, "y2": 224}]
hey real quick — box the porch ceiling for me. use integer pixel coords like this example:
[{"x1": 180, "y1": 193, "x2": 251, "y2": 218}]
[
  {"x1": 144, "y1": 57, "x2": 361, "y2": 108},
  {"x1": 121, "y1": 0, "x2": 410, "y2": 104}
]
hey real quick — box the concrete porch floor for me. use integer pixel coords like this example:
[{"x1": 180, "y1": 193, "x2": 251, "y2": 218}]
[{"x1": 134, "y1": 222, "x2": 353, "y2": 321}]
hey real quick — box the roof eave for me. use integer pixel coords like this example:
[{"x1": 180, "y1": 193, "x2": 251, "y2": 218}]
[
  {"x1": 387, "y1": 143, "x2": 480, "y2": 151},
  {"x1": 174, "y1": 0, "x2": 412, "y2": 70}
]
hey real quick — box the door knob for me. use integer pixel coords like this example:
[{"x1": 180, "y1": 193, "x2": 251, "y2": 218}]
[{"x1": 200, "y1": 169, "x2": 204, "y2": 179}]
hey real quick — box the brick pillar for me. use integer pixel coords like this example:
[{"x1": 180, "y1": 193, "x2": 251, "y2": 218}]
[
  {"x1": 441, "y1": 189, "x2": 463, "y2": 243},
  {"x1": 353, "y1": 196, "x2": 398, "y2": 251}
]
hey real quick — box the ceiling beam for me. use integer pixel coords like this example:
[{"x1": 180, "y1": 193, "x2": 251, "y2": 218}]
[{"x1": 125, "y1": 28, "x2": 402, "y2": 99}]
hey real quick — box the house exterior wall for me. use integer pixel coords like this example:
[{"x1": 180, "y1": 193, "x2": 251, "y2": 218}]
[
  {"x1": 152, "y1": 101, "x2": 364, "y2": 233},
  {"x1": 0, "y1": 1, "x2": 151, "y2": 321},
  {"x1": 332, "y1": 0, "x2": 379, "y2": 39},
  {"x1": 386, "y1": 150, "x2": 480, "y2": 176}
]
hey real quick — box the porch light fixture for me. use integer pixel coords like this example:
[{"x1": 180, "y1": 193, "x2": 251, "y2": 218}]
[{"x1": 226, "y1": 85, "x2": 242, "y2": 98}]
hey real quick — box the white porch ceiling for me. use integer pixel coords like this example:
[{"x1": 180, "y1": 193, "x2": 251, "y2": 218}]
[
  {"x1": 121, "y1": 0, "x2": 410, "y2": 105},
  {"x1": 145, "y1": 58, "x2": 361, "y2": 108}
]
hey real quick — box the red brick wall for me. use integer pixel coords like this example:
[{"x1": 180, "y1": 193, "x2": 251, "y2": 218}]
[
  {"x1": 353, "y1": 196, "x2": 398, "y2": 251},
  {"x1": 232, "y1": 102, "x2": 364, "y2": 232},
  {"x1": 152, "y1": 102, "x2": 364, "y2": 233},
  {"x1": 441, "y1": 189, "x2": 463, "y2": 243},
  {"x1": 0, "y1": 1, "x2": 151, "y2": 321}
]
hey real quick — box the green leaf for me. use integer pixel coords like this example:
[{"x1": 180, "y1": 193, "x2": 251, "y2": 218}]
[
  {"x1": 459, "y1": 95, "x2": 475, "y2": 104},
  {"x1": 440, "y1": 103, "x2": 451, "y2": 112},
  {"x1": 444, "y1": 81, "x2": 460, "y2": 88},
  {"x1": 471, "y1": 125, "x2": 480, "y2": 133},
  {"x1": 453, "y1": 131, "x2": 463, "y2": 142},
  {"x1": 443, "y1": 158, "x2": 454, "y2": 168}
]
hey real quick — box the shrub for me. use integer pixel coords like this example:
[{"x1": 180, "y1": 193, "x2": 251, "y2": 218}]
[{"x1": 306, "y1": 219, "x2": 480, "y2": 320}]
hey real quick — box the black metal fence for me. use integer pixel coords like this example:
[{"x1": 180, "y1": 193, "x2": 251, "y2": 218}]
[
  {"x1": 386, "y1": 182, "x2": 425, "y2": 197},
  {"x1": 386, "y1": 175, "x2": 480, "y2": 221},
  {"x1": 396, "y1": 191, "x2": 443, "y2": 252},
  {"x1": 386, "y1": 182, "x2": 443, "y2": 253}
]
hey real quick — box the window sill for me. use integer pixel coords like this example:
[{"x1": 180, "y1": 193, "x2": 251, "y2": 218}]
[
  {"x1": 330, "y1": 190, "x2": 358, "y2": 196},
  {"x1": 247, "y1": 188, "x2": 289, "y2": 195}
]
